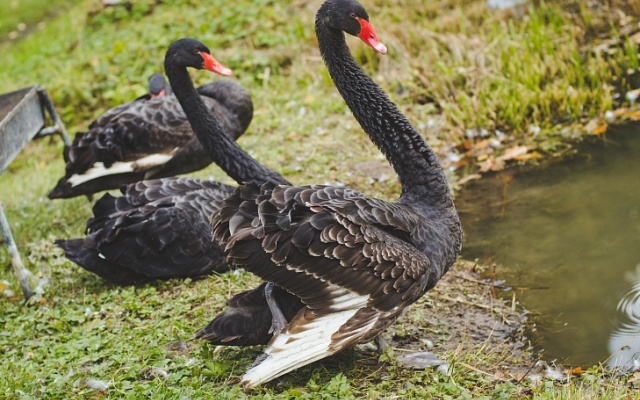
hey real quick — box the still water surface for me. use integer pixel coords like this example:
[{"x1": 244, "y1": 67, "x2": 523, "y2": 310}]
[{"x1": 457, "y1": 126, "x2": 640, "y2": 367}]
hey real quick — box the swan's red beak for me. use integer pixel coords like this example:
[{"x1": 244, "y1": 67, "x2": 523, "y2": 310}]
[
  {"x1": 357, "y1": 18, "x2": 387, "y2": 55},
  {"x1": 199, "y1": 51, "x2": 232, "y2": 76}
]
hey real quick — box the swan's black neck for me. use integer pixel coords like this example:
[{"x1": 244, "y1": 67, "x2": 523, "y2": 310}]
[
  {"x1": 316, "y1": 21, "x2": 453, "y2": 208},
  {"x1": 165, "y1": 63, "x2": 288, "y2": 186}
]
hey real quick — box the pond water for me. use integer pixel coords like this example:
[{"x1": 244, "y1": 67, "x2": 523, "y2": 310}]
[{"x1": 456, "y1": 125, "x2": 640, "y2": 368}]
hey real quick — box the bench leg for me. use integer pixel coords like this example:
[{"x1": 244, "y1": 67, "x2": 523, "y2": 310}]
[
  {"x1": 0, "y1": 203, "x2": 33, "y2": 300},
  {"x1": 37, "y1": 87, "x2": 71, "y2": 147}
]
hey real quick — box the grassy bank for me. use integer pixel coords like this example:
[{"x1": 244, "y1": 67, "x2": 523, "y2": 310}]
[
  {"x1": 0, "y1": 0, "x2": 74, "y2": 40},
  {"x1": 1, "y1": 0, "x2": 639, "y2": 398}
]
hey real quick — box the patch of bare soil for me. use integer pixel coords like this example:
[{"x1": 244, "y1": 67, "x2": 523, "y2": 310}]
[{"x1": 384, "y1": 260, "x2": 535, "y2": 378}]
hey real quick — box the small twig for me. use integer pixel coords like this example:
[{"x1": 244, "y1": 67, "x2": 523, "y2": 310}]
[
  {"x1": 457, "y1": 361, "x2": 509, "y2": 380},
  {"x1": 499, "y1": 174, "x2": 513, "y2": 219},
  {"x1": 477, "y1": 321, "x2": 499, "y2": 355},
  {"x1": 392, "y1": 347, "x2": 419, "y2": 353},
  {"x1": 452, "y1": 273, "x2": 550, "y2": 291},
  {"x1": 517, "y1": 358, "x2": 543, "y2": 384},
  {"x1": 430, "y1": 293, "x2": 495, "y2": 310},
  {"x1": 452, "y1": 273, "x2": 510, "y2": 290}
]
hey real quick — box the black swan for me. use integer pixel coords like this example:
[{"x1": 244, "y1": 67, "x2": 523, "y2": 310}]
[
  {"x1": 163, "y1": 39, "x2": 286, "y2": 187},
  {"x1": 201, "y1": 0, "x2": 463, "y2": 386},
  {"x1": 47, "y1": 71, "x2": 253, "y2": 199},
  {"x1": 56, "y1": 39, "x2": 289, "y2": 285},
  {"x1": 56, "y1": 177, "x2": 235, "y2": 285}
]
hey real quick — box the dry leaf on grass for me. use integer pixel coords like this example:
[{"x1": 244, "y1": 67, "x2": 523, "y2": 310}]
[
  {"x1": 627, "y1": 371, "x2": 640, "y2": 384},
  {"x1": 498, "y1": 145, "x2": 530, "y2": 162},
  {"x1": 568, "y1": 366, "x2": 584, "y2": 376},
  {"x1": 478, "y1": 146, "x2": 532, "y2": 172},
  {"x1": 478, "y1": 155, "x2": 504, "y2": 172},
  {"x1": 614, "y1": 108, "x2": 640, "y2": 121},
  {"x1": 457, "y1": 173, "x2": 482, "y2": 185}
]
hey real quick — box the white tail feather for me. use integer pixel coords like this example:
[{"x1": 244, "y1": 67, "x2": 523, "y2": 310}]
[{"x1": 241, "y1": 287, "x2": 377, "y2": 387}]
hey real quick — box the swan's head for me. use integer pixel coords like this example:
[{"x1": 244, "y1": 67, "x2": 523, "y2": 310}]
[
  {"x1": 148, "y1": 73, "x2": 171, "y2": 98},
  {"x1": 165, "y1": 38, "x2": 232, "y2": 76},
  {"x1": 318, "y1": 0, "x2": 387, "y2": 55}
]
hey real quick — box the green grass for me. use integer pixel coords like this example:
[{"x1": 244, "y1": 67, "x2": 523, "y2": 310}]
[
  {"x1": 0, "y1": 0, "x2": 75, "y2": 39},
  {"x1": 2, "y1": 0, "x2": 640, "y2": 398}
]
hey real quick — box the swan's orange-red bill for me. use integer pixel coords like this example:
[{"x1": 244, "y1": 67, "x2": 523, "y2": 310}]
[
  {"x1": 199, "y1": 51, "x2": 232, "y2": 76},
  {"x1": 357, "y1": 18, "x2": 387, "y2": 55}
]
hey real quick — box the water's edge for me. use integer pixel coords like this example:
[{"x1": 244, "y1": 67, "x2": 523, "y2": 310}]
[{"x1": 456, "y1": 125, "x2": 640, "y2": 367}]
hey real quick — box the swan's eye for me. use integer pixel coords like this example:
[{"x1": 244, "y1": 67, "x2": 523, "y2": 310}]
[{"x1": 350, "y1": 12, "x2": 357, "y2": 19}]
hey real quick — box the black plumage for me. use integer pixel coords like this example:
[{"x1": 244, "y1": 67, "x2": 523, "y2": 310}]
[
  {"x1": 196, "y1": 282, "x2": 302, "y2": 346},
  {"x1": 48, "y1": 76, "x2": 253, "y2": 199},
  {"x1": 158, "y1": 38, "x2": 301, "y2": 336},
  {"x1": 164, "y1": 39, "x2": 286, "y2": 188},
  {"x1": 56, "y1": 177, "x2": 234, "y2": 285},
  {"x1": 199, "y1": 0, "x2": 462, "y2": 386},
  {"x1": 56, "y1": 44, "x2": 257, "y2": 284}
]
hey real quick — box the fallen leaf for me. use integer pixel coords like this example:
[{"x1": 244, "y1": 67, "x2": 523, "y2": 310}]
[
  {"x1": 514, "y1": 151, "x2": 542, "y2": 161},
  {"x1": 454, "y1": 158, "x2": 471, "y2": 168},
  {"x1": 627, "y1": 371, "x2": 640, "y2": 383},
  {"x1": 458, "y1": 173, "x2": 482, "y2": 185},
  {"x1": 584, "y1": 118, "x2": 600, "y2": 133},
  {"x1": 591, "y1": 124, "x2": 608, "y2": 135},
  {"x1": 457, "y1": 139, "x2": 474, "y2": 151},
  {"x1": 478, "y1": 156, "x2": 505, "y2": 172},
  {"x1": 498, "y1": 146, "x2": 530, "y2": 162},
  {"x1": 616, "y1": 109, "x2": 640, "y2": 121},
  {"x1": 614, "y1": 107, "x2": 629, "y2": 117},
  {"x1": 569, "y1": 366, "x2": 584, "y2": 375},
  {"x1": 493, "y1": 370, "x2": 507, "y2": 380},
  {"x1": 473, "y1": 139, "x2": 491, "y2": 151}
]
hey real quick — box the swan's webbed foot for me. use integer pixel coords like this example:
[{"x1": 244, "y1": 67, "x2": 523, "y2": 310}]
[
  {"x1": 357, "y1": 335, "x2": 390, "y2": 354},
  {"x1": 375, "y1": 336, "x2": 389, "y2": 353},
  {"x1": 265, "y1": 282, "x2": 287, "y2": 336}
]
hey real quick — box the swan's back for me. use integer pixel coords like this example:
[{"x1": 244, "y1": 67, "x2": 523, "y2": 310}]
[
  {"x1": 198, "y1": 80, "x2": 253, "y2": 140},
  {"x1": 57, "y1": 177, "x2": 235, "y2": 285},
  {"x1": 209, "y1": 181, "x2": 460, "y2": 386},
  {"x1": 48, "y1": 80, "x2": 253, "y2": 199}
]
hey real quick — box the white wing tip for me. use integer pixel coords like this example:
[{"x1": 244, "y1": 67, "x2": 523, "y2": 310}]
[{"x1": 67, "y1": 154, "x2": 174, "y2": 187}]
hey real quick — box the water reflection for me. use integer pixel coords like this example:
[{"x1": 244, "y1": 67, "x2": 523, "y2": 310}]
[
  {"x1": 608, "y1": 263, "x2": 640, "y2": 370},
  {"x1": 457, "y1": 126, "x2": 640, "y2": 365}
]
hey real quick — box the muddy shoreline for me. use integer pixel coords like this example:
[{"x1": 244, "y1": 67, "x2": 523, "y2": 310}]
[{"x1": 386, "y1": 259, "x2": 535, "y2": 378}]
